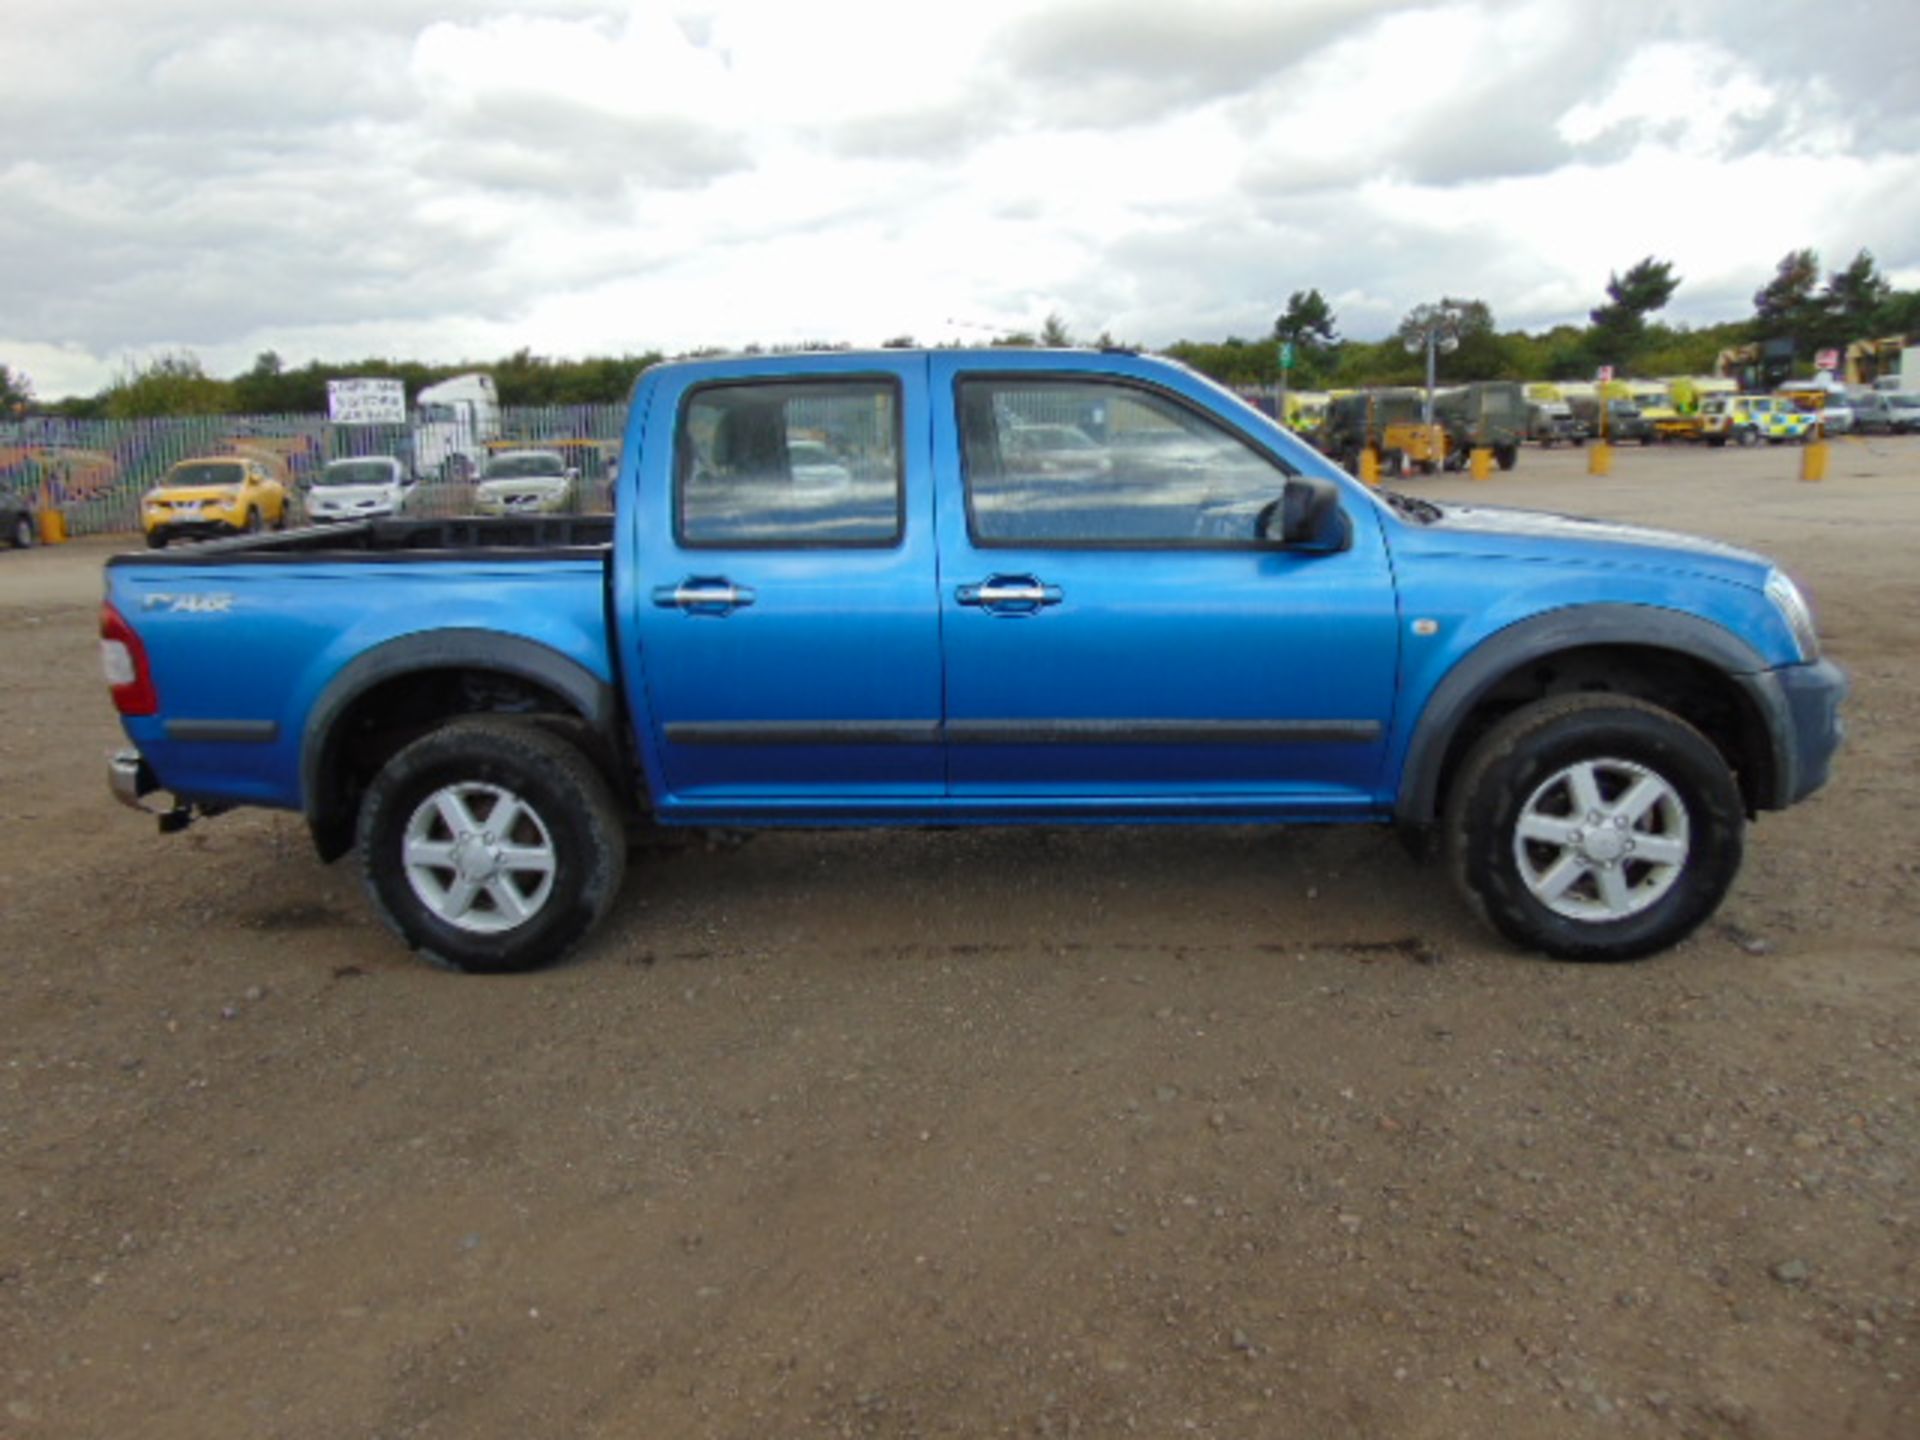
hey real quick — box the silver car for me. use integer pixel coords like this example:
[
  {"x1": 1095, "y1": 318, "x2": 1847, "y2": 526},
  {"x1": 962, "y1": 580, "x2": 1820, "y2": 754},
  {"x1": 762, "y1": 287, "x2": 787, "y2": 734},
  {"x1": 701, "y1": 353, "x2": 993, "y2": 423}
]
[{"x1": 474, "y1": 450, "x2": 577, "y2": 516}]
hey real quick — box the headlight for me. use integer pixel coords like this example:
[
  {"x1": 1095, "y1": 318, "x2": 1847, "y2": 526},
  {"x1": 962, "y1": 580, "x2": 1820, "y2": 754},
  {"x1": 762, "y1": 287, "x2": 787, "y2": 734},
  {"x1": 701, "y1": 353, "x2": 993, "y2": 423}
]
[{"x1": 1765, "y1": 570, "x2": 1820, "y2": 662}]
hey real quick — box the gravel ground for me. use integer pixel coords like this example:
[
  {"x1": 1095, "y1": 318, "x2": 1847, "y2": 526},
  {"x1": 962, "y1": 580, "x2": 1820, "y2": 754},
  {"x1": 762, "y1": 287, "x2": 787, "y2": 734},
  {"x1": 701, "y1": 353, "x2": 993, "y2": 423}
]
[{"x1": 1, "y1": 438, "x2": 1915, "y2": 1439}]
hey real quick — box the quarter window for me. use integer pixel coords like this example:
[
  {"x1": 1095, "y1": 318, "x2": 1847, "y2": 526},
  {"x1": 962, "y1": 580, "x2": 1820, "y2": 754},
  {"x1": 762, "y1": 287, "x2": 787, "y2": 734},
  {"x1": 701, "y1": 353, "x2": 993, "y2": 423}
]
[
  {"x1": 677, "y1": 379, "x2": 901, "y2": 547},
  {"x1": 957, "y1": 379, "x2": 1291, "y2": 547}
]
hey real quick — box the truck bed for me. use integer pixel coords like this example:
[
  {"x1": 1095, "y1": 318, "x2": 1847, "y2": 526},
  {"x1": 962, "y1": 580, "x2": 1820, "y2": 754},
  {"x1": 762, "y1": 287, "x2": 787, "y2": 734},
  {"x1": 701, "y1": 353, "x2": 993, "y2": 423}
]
[{"x1": 112, "y1": 515, "x2": 615, "y2": 565}]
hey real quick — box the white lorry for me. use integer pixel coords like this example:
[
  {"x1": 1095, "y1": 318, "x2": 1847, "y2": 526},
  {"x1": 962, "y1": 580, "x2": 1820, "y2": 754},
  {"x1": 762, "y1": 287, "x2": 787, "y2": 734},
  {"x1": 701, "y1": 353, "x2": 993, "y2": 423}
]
[{"x1": 412, "y1": 373, "x2": 501, "y2": 481}]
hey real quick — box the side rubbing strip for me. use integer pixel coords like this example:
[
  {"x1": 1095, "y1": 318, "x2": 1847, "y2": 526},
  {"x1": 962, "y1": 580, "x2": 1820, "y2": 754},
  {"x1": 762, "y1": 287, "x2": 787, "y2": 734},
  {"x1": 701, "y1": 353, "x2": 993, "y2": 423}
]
[
  {"x1": 665, "y1": 721, "x2": 942, "y2": 747},
  {"x1": 665, "y1": 719, "x2": 1381, "y2": 747},
  {"x1": 944, "y1": 719, "x2": 1381, "y2": 746},
  {"x1": 164, "y1": 719, "x2": 280, "y2": 743}
]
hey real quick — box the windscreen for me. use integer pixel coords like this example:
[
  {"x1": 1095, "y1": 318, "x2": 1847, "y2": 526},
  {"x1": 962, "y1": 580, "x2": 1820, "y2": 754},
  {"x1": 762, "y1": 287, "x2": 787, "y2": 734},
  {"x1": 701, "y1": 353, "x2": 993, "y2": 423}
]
[{"x1": 317, "y1": 460, "x2": 398, "y2": 487}]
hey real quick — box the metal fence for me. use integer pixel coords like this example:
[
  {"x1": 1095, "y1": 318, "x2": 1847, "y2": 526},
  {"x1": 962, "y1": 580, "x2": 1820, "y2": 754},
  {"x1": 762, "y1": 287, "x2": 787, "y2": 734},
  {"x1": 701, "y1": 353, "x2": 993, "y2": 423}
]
[{"x1": 0, "y1": 405, "x2": 629, "y2": 536}]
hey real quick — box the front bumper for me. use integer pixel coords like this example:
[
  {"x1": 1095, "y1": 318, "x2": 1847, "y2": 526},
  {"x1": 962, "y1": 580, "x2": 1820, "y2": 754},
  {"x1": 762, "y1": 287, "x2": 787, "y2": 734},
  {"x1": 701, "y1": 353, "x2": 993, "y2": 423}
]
[
  {"x1": 1743, "y1": 659, "x2": 1849, "y2": 809},
  {"x1": 146, "y1": 518, "x2": 240, "y2": 541}
]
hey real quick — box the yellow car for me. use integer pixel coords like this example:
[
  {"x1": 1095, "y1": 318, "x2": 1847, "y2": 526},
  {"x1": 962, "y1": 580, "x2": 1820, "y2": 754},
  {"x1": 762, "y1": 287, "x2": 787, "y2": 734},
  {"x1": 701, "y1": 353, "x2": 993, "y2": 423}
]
[{"x1": 142, "y1": 455, "x2": 290, "y2": 548}]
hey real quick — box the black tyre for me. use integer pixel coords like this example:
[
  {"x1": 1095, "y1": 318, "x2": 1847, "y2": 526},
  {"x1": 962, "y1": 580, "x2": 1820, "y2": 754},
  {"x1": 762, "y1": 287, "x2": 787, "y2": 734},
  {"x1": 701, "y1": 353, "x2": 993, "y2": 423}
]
[
  {"x1": 1706, "y1": 435, "x2": 1726, "y2": 448},
  {"x1": 1737, "y1": 426, "x2": 1761, "y2": 448},
  {"x1": 1494, "y1": 444, "x2": 1518, "y2": 471},
  {"x1": 146, "y1": 530, "x2": 170, "y2": 550},
  {"x1": 358, "y1": 719, "x2": 628, "y2": 974},
  {"x1": 1444, "y1": 695, "x2": 1743, "y2": 962},
  {"x1": 244, "y1": 507, "x2": 264, "y2": 534},
  {"x1": 11, "y1": 512, "x2": 35, "y2": 549}
]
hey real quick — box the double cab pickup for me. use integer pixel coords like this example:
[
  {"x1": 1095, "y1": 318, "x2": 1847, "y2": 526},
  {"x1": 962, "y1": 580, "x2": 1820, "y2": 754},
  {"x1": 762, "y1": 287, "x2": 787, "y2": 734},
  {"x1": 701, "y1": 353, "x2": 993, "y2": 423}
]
[{"x1": 103, "y1": 349, "x2": 1846, "y2": 972}]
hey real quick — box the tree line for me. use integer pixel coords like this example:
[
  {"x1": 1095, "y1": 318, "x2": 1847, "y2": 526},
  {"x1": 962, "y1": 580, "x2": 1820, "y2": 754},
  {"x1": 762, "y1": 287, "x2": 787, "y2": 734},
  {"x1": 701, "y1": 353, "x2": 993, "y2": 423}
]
[{"x1": 4, "y1": 247, "x2": 1915, "y2": 419}]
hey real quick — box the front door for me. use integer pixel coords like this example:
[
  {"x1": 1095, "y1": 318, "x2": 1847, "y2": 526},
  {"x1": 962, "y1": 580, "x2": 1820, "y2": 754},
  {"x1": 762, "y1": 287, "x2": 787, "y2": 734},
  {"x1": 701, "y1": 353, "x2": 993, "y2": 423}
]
[{"x1": 931, "y1": 358, "x2": 1400, "y2": 815}]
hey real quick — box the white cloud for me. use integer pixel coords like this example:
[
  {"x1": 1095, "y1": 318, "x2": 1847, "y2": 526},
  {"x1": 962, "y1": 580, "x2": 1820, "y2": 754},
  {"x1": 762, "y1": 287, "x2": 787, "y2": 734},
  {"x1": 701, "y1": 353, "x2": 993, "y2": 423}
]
[{"x1": 1, "y1": 0, "x2": 1916, "y2": 395}]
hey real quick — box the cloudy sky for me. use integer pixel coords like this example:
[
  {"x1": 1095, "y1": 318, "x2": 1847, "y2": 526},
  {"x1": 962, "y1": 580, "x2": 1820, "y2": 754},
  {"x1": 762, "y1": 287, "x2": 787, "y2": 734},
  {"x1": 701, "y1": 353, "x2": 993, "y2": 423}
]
[{"x1": 5, "y1": 0, "x2": 1918, "y2": 396}]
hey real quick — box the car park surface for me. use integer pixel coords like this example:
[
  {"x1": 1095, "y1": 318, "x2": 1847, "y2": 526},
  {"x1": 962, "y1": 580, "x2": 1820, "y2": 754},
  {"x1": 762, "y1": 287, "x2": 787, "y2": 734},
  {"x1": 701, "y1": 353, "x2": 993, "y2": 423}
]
[{"x1": 4, "y1": 437, "x2": 1918, "y2": 1438}]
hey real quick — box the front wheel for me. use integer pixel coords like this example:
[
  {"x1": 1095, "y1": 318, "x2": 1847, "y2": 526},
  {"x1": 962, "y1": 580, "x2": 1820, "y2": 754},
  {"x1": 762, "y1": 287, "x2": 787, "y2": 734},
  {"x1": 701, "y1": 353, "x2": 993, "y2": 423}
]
[
  {"x1": 1737, "y1": 427, "x2": 1762, "y2": 448},
  {"x1": 1494, "y1": 444, "x2": 1518, "y2": 471},
  {"x1": 1444, "y1": 695, "x2": 1744, "y2": 962},
  {"x1": 244, "y1": 507, "x2": 263, "y2": 534},
  {"x1": 358, "y1": 719, "x2": 629, "y2": 973}
]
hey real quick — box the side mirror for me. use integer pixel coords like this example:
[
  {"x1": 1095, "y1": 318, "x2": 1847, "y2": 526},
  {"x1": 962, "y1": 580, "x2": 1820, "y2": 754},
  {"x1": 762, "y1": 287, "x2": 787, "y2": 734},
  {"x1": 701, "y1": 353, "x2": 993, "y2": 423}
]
[{"x1": 1257, "y1": 476, "x2": 1349, "y2": 552}]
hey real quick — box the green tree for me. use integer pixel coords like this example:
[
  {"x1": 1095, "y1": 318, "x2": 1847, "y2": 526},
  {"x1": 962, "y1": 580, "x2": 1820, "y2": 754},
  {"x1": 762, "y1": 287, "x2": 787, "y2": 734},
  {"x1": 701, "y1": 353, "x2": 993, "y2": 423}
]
[
  {"x1": 1753, "y1": 248, "x2": 1822, "y2": 345},
  {"x1": 103, "y1": 352, "x2": 233, "y2": 418},
  {"x1": 1039, "y1": 312, "x2": 1073, "y2": 347},
  {"x1": 230, "y1": 350, "x2": 328, "y2": 413},
  {"x1": 1824, "y1": 249, "x2": 1890, "y2": 349},
  {"x1": 0, "y1": 362, "x2": 31, "y2": 417},
  {"x1": 1588, "y1": 257, "x2": 1680, "y2": 371},
  {"x1": 1274, "y1": 288, "x2": 1339, "y2": 385}
]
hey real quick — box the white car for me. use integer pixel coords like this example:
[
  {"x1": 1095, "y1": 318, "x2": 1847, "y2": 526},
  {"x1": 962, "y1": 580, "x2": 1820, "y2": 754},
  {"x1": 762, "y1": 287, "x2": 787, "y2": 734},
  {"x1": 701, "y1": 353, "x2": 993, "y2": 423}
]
[
  {"x1": 788, "y1": 439, "x2": 853, "y2": 489},
  {"x1": 474, "y1": 450, "x2": 577, "y2": 516},
  {"x1": 1813, "y1": 398, "x2": 1855, "y2": 435},
  {"x1": 303, "y1": 456, "x2": 414, "y2": 523}
]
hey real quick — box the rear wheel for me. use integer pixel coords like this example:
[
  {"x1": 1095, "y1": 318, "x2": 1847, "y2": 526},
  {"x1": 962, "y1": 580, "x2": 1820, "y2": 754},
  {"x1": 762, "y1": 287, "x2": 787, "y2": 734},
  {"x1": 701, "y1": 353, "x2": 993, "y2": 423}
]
[
  {"x1": 1737, "y1": 426, "x2": 1762, "y2": 448},
  {"x1": 1494, "y1": 444, "x2": 1518, "y2": 471},
  {"x1": 358, "y1": 719, "x2": 628, "y2": 974},
  {"x1": 11, "y1": 513, "x2": 34, "y2": 548},
  {"x1": 1445, "y1": 695, "x2": 1743, "y2": 962},
  {"x1": 145, "y1": 530, "x2": 170, "y2": 550}
]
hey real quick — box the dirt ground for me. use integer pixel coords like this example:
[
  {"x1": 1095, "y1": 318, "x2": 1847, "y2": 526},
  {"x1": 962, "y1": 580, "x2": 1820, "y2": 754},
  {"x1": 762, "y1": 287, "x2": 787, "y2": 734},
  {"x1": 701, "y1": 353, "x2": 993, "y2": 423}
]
[{"x1": 2, "y1": 437, "x2": 1916, "y2": 1440}]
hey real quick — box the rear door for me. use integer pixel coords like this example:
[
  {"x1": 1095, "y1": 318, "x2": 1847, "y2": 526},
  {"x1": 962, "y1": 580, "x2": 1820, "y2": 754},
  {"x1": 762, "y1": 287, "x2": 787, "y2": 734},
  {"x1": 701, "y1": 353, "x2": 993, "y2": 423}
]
[
  {"x1": 629, "y1": 356, "x2": 945, "y2": 809},
  {"x1": 930, "y1": 355, "x2": 1400, "y2": 814}
]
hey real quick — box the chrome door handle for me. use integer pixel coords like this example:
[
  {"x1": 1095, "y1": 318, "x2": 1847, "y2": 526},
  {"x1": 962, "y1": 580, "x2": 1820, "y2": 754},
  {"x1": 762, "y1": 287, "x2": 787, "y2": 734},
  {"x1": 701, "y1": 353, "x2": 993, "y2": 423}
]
[
  {"x1": 652, "y1": 579, "x2": 756, "y2": 614},
  {"x1": 956, "y1": 576, "x2": 1063, "y2": 613}
]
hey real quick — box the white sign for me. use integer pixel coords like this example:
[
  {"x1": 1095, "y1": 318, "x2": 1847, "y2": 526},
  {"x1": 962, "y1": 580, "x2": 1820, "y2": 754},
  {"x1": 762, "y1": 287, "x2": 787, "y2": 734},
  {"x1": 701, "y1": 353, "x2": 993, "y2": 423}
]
[
  {"x1": 1595, "y1": 365, "x2": 1614, "y2": 383},
  {"x1": 1814, "y1": 348, "x2": 1840, "y2": 372},
  {"x1": 327, "y1": 378, "x2": 407, "y2": 425}
]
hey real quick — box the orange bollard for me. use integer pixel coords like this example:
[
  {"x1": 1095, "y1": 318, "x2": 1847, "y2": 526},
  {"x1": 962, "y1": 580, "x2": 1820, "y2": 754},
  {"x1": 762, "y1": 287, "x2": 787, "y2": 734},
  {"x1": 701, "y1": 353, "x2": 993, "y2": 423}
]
[
  {"x1": 38, "y1": 509, "x2": 68, "y2": 544},
  {"x1": 1358, "y1": 447, "x2": 1380, "y2": 487},
  {"x1": 1587, "y1": 441, "x2": 1613, "y2": 477},
  {"x1": 1800, "y1": 439, "x2": 1828, "y2": 482},
  {"x1": 1470, "y1": 447, "x2": 1493, "y2": 481}
]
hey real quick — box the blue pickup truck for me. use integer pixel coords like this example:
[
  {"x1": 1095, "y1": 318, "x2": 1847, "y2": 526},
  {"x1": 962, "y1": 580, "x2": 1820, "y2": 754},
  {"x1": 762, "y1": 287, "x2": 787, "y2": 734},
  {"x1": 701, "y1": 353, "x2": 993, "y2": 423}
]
[{"x1": 102, "y1": 349, "x2": 1846, "y2": 973}]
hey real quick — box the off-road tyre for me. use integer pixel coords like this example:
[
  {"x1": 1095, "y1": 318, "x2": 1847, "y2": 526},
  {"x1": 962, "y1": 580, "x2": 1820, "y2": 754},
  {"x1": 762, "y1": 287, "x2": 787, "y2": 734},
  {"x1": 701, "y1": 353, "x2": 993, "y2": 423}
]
[
  {"x1": 1444, "y1": 694, "x2": 1744, "y2": 962},
  {"x1": 358, "y1": 719, "x2": 628, "y2": 974}
]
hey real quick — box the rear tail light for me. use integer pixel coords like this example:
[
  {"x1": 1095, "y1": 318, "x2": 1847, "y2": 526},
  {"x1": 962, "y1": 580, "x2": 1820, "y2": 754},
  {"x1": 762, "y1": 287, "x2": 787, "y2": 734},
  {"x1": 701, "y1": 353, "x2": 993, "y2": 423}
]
[{"x1": 101, "y1": 602, "x2": 159, "y2": 716}]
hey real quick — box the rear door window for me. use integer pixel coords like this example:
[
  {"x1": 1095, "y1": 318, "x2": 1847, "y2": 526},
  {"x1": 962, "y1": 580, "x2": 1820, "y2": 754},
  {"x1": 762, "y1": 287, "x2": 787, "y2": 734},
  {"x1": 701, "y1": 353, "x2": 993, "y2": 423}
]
[{"x1": 676, "y1": 379, "x2": 901, "y2": 548}]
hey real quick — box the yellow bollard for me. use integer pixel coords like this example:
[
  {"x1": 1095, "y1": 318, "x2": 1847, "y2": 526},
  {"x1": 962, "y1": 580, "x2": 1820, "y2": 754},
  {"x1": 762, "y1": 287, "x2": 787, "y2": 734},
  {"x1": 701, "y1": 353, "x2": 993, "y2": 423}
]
[
  {"x1": 1587, "y1": 441, "x2": 1613, "y2": 477},
  {"x1": 38, "y1": 509, "x2": 68, "y2": 544},
  {"x1": 1470, "y1": 447, "x2": 1493, "y2": 481},
  {"x1": 1800, "y1": 438, "x2": 1828, "y2": 482},
  {"x1": 1358, "y1": 446, "x2": 1380, "y2": 487}
]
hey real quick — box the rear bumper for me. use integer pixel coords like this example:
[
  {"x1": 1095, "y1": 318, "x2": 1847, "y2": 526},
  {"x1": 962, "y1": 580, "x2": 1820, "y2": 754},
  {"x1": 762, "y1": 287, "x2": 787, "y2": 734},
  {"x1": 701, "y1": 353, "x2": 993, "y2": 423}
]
[{"x1": 109, "y1": 748, "x2": 161, "y2": 811}]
